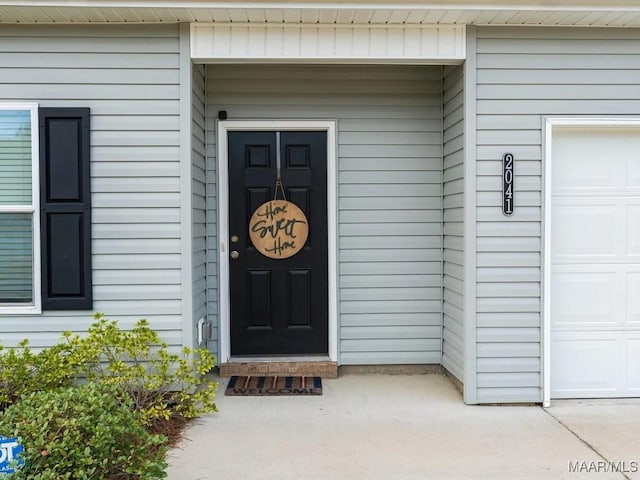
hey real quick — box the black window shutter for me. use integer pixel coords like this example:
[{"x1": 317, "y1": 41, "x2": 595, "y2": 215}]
[{"x1": 39, "y1": 108, "x2": 92, "y2": 310}]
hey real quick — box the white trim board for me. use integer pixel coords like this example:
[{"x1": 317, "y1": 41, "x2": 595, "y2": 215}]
[
  {"x1": 462, "y1": 26, "x2": 478, "y2": 405},
  {"x1": 191, "y1": 23, "x2": 465, "y2": 64},
  {"x1": 178, "y1": 23, "x2": 195, "y2": 351},
  {"x1": 542, "y1": 116, "x2": 640, "y2": 407},
  {"x1": 216, "y1": 120, "x2": 338, "y2": 364}
]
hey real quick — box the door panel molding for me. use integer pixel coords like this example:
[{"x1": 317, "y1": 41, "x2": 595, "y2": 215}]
[{"x1": 217, "y1": 120, "x2": 338, "y2": 363}]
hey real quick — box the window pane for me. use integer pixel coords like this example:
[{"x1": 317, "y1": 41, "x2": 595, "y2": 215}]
[
  {"x1": 0, "y1": 213, "x2": 33, "y2": 303},
  {"x1": 0, "y1": 110, "x2": 32, "y2": 205}
]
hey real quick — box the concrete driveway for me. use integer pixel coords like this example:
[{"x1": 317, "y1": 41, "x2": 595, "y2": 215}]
[
  {"x1": 546, "y1": 399, "x2": 640, "y2": 479},
  {"x1": 167, "y1": 374, "x2": 640, "y2": 480}
]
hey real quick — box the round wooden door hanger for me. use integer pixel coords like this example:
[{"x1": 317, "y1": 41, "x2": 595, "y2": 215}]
[{"x1": 249, "y1": 200, "x2": 309, "y2": 259}]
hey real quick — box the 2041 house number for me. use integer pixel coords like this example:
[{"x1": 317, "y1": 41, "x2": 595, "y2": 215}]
[{"x1": 503, "y1": 152, "x2": 514, "y2": 216}]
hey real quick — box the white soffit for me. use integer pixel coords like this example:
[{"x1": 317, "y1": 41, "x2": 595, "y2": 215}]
[
  {"x1": 191, "y1": 23, "x2": 465, "y2": 63},
  {"x1": 3, "y1": 2, "x2": 640, "y2": 26}
]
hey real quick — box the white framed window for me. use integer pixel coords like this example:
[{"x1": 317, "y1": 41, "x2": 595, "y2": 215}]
[{"x1": 0, "y1": 103, "x2": 40, "y2": 314}]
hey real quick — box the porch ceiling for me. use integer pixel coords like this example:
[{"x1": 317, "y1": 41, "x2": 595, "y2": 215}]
[{"x1": 2, "y1": 1, "x2": 640, "y2": 26}]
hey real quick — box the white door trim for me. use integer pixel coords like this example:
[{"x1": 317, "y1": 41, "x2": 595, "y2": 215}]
[
  {"x1": 217, "y1": 120, "x2": 338, "y2": 363},
  {"x1": 542, "y1": 116, "x2": 640, "y2": 407}
]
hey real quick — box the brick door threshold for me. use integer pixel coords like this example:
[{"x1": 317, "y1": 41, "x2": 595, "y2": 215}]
[{"x1": 220, "y1": 360, "x2": 338, "y2": 378}]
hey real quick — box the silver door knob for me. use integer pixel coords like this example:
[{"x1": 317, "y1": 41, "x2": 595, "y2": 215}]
[{"x1": 230, "y1": 251, "x2": 239, "y2": 259}]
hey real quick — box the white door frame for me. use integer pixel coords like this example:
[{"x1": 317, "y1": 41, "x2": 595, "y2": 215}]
[
  {"x1": 542, "y1": 116, "x2": 640, "y2": 407},
  {"x1": 217, "y1": 120, "x2": 338, "y2": 363}
]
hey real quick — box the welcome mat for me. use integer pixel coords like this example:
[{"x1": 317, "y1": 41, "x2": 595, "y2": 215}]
[{"x1": 225, "y1": 376, "x2": 322, "y2": 396}]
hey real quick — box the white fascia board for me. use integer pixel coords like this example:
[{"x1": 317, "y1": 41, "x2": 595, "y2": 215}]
[{"x1": 191, "y1": 23, "x2": 465, "y2": 63}]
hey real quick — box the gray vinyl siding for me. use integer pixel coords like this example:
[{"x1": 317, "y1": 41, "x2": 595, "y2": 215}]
[
  {"x1": 442, "y1": 64, "x2": 464, "y2": 382},
  {"x1": 204, "y1": 74, "x2": 217, "y2": 359},
  {"x1": 206, "y1": 65, "x2": 443, "y2": 364},
  {"x1": 0, "y1": 24, "x2": 182, "y2": 349},
  {"x1": 474, "y1": 26, "x2": 640, "y2": 403},
  {"x1": 192, "y1": 62, "x2": 209, "y2": 349}
]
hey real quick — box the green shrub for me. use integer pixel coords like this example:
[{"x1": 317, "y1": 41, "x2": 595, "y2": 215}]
[
  {"x1": 0, "y1": 383, "x2": 168, "y2": 480},
  {"x1": 65, "y1": 313, "x2": 218, "y2": 425},
  {"x1": 0, "y1": 341, "x2": 76, "y2": 407},
  {"x1": 0, "y1": 315, "x2": 218, "y2": 479}
]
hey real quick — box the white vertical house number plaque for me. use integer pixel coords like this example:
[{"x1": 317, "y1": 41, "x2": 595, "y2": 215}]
[{"x1": 503, "y1": 153, "x2": 514, "y2": 216}]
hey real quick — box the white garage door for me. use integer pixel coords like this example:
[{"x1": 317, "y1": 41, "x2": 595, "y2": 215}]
[{"x1": 551, "y1": 127, "x2": 640, "y2": 398}]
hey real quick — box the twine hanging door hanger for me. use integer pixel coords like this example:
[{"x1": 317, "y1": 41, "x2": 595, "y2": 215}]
[{"x1": 248, "y1": 132, "x2": 309, "y2": 259}]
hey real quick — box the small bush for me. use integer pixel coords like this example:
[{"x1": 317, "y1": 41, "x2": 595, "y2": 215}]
[
  {"x1": 65, "y1": 313, "x2": 218, "y2": 427},
  {"x1": 0, "y1": 314, "x2": 217, "y2": 477},
  {"x1": 0, "y1": 341, "x2": 76, "y2": 407},
  {"x1": 0, "y1": 383, "x2": 168, "y2": 480}
]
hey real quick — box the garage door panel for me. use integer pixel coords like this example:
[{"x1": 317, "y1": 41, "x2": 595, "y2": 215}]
[
  {"x1": 627, "y1": 338, "x2": 640, "y2": 391},
  {"x1": 627, "y1": 273, "x2": 640, "y2": 325},
  {"x1": 551, "y1": 272, "x2": 616, "y2": 326},
  {"x1": 553, "y1": 133, "x2": 619, "y2": 191},
  {"x1": 627, "y1": 205, "x2": 640, "y2": 255},
  {"x1": 627, "y1": 135, "x2": 640, "y2": 187},
  {"x1": 551, "y1": 335, "x2": 618, "y2": 398},
  {"x1": 552, "y1": 204, "x2": 617, "y2": 258}
]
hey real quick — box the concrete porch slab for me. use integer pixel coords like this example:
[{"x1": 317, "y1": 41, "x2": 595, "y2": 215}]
[{"x1": 167, "y1": 374, "x2": 630, "y2": 480}]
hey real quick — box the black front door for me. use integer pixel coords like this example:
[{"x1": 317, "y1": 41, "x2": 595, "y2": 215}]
[{"x1": 228, "y1": 131, "x2": 328, "y2": 355}]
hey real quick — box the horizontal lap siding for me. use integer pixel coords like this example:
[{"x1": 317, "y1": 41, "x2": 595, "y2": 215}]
[
  {"x1": 442, "y1": 64, "x2": 464, "y2": 382},
  {"x1": 0, "y1": 24, "x2": 182, "y2": 348},
  {"x1": 206, "y1": 65, "x2": 443, "y2": 364},
  {"x1": 192, "y1": 63, "x2": 209, "y2": 351},
  {"x1": 475, "y1": 26, "x2": 640, "y2": 403},
  {"x1": 204, "y1": 78, "x2": 217, "y2": 360}
]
